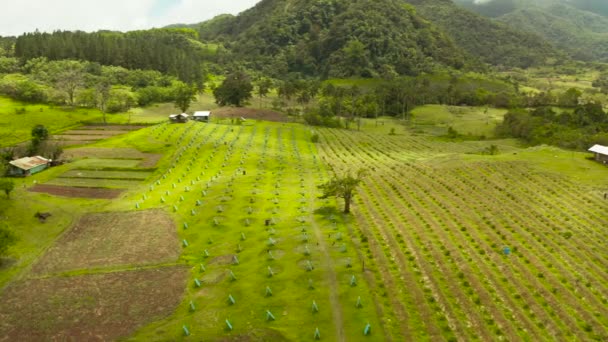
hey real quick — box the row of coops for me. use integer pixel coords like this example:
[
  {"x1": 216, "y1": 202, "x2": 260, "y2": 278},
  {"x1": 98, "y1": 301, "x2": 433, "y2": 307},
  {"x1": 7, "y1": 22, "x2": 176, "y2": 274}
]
[{"x1": 169, "y1": 111, "x2": 211, "y2": 123}]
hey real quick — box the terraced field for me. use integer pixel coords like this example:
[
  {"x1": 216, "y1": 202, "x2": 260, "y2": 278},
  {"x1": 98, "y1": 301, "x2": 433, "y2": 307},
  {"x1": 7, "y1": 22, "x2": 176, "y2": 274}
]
[
  {"x1": 318, "y1": 128, "x2": 608, "y2": 341},
  {"x1": 2, "y1": 117, "x2": 607, "y2": 341},
  {"x1": 120, "y1": 122, "x2": 379, "y2": 341}
]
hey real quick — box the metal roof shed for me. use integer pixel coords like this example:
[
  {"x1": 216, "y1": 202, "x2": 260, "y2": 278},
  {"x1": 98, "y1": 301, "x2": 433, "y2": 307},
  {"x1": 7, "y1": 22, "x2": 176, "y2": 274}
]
[
  {"x1": 589, "y1": 144, "x2": 608, "y2": 164},
  {"x1": 193, "y1": 111, "x2": 211, "y2": 122},
  {"x1": 8, "y1": 156, "x2": 51, "y2": 177}
]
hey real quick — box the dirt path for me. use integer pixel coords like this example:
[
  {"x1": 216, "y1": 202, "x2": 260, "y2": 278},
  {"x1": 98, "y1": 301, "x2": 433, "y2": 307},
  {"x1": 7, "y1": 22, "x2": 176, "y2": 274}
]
[{"x1": 308, "y1": 197, "x2": 345, "y2": 342}]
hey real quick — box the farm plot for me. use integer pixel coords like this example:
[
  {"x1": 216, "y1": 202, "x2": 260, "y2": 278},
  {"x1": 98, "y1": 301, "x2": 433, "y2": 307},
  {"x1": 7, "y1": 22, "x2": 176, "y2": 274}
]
[
  {"x1": 51, "y1": 125, "x2": 148, "y2": 146},
  {"x1": 121, "y1": 121, "x2": 380, "y2": 341},
  {"x1": 34, "y1": 147, "x2": 160, "y2": 198},
  {"x1": 46, "y1": 177, "x2": 142, "y2": 188},
  {"x1": 32, "y1": 210, "x2": 179, "y2": 275},
  {"x1": 29, "y1": 184, "x2": 124, "y2": 199},
  {"x1": 318, "y1": 127, "x2": 608, "y2": 341},
  {"x1": 63, "y1": 147, "x2": 161, "y2": 168},
  {"x1": 60, "y1": 170, "x2": 152, "y2": 180},
  {"x1": 0, "y1": 266, "x2": 188, "y2": 342}
]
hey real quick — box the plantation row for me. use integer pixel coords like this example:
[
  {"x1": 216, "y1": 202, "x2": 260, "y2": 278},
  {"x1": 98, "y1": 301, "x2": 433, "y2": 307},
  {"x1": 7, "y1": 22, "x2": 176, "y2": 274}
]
[
  {"x1": 125, "y1": 122, "x2": 380, "y2": 341},
  {"x1": 318, "y1": 128, "x2": 607, "y2": 341}
]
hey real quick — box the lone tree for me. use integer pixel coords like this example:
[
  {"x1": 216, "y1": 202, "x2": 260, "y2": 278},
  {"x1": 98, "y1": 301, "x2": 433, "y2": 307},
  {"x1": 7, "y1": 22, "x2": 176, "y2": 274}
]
[
  {"x1": 0, "y1": 179, "x2": 14, "y2": 198},
  {"x1": 318, "y1": 169, "x2": 366, "y2": 214},
  {"x1": 213, "y1": 71, "x2": 253, "y2": 107},
  {"x1": 173, "y1": 82, "x2": 197, "y2": 113},
  {"x1": 0, "y1": 222, "x2": 17, "y2": 258},
  {"x1": 29, "y1": 124, "x2": 49, "y2": 155}
]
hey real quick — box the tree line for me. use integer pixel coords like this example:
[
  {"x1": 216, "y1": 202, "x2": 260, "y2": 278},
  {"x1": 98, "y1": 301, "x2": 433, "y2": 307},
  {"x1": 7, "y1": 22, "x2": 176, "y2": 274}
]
[
  {"x1": 496, "y1": 103, "x2": 608, "y2": 149},
  {"x1": 0, "y1": 57, "x2": 200, "y2": 117},
  {"x1": 13, "y1": 29, "x2": 205, "y2": 87}
]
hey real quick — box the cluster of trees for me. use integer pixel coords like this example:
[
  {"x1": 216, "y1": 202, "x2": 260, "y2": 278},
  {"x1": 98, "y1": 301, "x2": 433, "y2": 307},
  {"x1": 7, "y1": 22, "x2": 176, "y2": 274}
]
[
  {"x1": 496, "y1": 103, "x2": 608, "y2": 149},
  {"x1": 0, "y1": 221, "x2": 16, "y2": 259},
  {"x1": 14, "y1": 29, "x2": 206, "y2": 87},
  {"x1": 592, "y1": 73, "x2": 608, "y2": 94},
  {"x1": 0, "y1": 57, "x2": 198, "y2": 114},
  {"x1": 302, "y1": 73, "x2": 522, "y2": 127},
  {"x1": 199, "y1": 0, "x2": 466, "y2": 78}
]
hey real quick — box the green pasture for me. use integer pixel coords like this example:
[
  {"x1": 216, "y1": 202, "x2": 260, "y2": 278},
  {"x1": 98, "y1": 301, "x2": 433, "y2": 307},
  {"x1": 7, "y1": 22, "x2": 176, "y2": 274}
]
[
  {"x1": 128, "y1": 93, "x2": 219, "y2": 124},
  {"x1": 60, "y1": 170, "x2": 152, "y2": 180},
  {"x1": 0, "y1": 96, "x2": 132, "y2": 147},
  {"x1": 410, "y1": 105, "x2": 507, "y2": 137},
  {"x1": 69, "y1": 158, "x2": 142, "y2": 169}
]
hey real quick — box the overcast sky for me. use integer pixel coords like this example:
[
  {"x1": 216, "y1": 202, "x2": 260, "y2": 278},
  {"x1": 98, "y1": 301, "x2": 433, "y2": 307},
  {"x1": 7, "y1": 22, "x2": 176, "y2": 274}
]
[{"x1": 0, "y1": 0, "x2": 261, "y2": 37}]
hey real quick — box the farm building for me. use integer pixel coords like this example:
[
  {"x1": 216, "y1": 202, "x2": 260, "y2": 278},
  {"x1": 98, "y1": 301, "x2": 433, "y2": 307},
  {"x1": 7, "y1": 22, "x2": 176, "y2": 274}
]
[
  {"x1": 169, "y1": 113, "x2": 189, "y2": 123},
  {"x1": 193, "y1": 111, "x2": 211, "y2": 122},
  {"x1": 589, "y1": 144, "x2": 608, "y2": 164},
  {"x1": 8, "y1": 156, "x2": 52, "y2": 177}
]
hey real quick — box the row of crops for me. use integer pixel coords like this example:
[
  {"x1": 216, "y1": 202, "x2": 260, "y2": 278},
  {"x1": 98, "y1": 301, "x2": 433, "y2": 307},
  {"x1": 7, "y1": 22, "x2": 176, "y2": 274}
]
[
  {"x1": 125, "y1": 122, "x2": 380, "y2": 340},
  {"x1": 318, "y1": 128, "x2": 607, "y2": 341}
]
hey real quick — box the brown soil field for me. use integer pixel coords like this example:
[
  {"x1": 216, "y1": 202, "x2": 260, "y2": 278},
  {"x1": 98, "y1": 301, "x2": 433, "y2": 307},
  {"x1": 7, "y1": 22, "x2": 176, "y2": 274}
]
[
  {"x1": 139, "y1": 153, "x2": 162, "y2": 168},
  {"x1": 32, "y1": 210, "x2": 180, "y2": 275},
  {"x1": 29, "y1": 184, "x2": 124, "y2": 199},
  {"x1": 0, "y1": 266, "x2": 188, "y2": 342},
  {"x1": 213, "y1": 107, "x2": 289, "y2": 122}
]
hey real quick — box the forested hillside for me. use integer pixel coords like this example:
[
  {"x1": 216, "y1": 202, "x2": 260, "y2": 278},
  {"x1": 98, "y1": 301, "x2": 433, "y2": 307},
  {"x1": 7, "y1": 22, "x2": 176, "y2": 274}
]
[
  {"x1": 454, "y1": 0, "x2": 608, "y2": 62},
  {"x1": 198, "y1": 0, "x2": 469, "y2": 78},
  {"x1": 14, "y1": 29, "x2": 207, "y2": 87},
  {"x1": 404, "y1": 0, "x2": 560, "y2": 68},
  {"x1": 188, "y1": 0, "x2": 561, "y2": 75}
]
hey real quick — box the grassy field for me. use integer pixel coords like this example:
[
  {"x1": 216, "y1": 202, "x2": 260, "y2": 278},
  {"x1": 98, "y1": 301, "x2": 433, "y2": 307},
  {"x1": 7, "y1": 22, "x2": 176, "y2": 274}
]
[
  {"x1": 0, "y1": 105, "x2": 606, "y2": 340},
  {"x1": 0, "y1": 93, "x2": 218, "y2": 147},
  {"x1": 318, "y1": 126, "x2": 608, "y2": 341},
  {"x1": 0, "y1": 97, "x2": 133, "y2": 147},
  {"x1": 410, "y1": 105, "x2": 507, "y2": 138}
]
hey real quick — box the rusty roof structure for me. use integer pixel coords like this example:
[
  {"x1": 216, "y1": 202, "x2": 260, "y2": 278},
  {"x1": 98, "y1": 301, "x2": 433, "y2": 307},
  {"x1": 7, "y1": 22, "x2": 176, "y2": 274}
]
[{"x1": 9, "y1": 156, "x2": 51, "y2": 171}]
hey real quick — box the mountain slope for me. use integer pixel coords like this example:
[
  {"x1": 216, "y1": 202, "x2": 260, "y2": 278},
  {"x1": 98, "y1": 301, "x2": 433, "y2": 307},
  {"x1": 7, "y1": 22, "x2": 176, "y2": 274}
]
[
  {"x1": 453, "y1": 0, "x2": 608, "y2": 61},
  {"x1": 404, "y1": 0, "x2": 560, "y2": 68},
  {"x1": 199, "y1": 0, "x2": 468, "y2": 78},
  {"x1": 498, "y1": 4, "x2": 608, "y2": 61}
]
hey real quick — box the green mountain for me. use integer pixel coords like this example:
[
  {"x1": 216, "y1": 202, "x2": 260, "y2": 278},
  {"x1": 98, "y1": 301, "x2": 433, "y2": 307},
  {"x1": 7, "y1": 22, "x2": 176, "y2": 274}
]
[
  {"x1": 456, "y1": 0, "x2": 608, "y2": 17},
  {"x1": 453, "y1": 0, "x2": 608, "y2": 61},
  {"x1": 404, "y1": 0, "x2": 559, "y2": 68},
  {"x1": 191, "y1": 0, "x2": 560, "y2": 78},
  {"x1": 198, "y1": 0, "x2": 469, "y2": 78}
]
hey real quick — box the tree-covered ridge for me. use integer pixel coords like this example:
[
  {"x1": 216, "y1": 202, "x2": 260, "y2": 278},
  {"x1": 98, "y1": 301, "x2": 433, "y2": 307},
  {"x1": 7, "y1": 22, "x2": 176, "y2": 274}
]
[
  {"x1": 453, "y1": 0, "x2": 608, "y2": 62},
  {"x1": 497, "y1": 5, "x2": 608, "y2": 62},
  {"x1": 199, "y1": 0, "x2": 468, "y2": 78},
  {"x1": 14, "y1": 29, "x2": 206, "y2": 87},
  {"x1": 455, "y1": 0, "x2": 608, "y2": 18},
  {"x1": 404, "y1": 0, "x2": 560, "y2": 68}
]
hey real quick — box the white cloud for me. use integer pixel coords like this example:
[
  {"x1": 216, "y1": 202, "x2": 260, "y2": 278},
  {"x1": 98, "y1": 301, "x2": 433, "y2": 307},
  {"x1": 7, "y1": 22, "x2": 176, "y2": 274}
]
[
  {"x1": 157, "y1": 0, "x2": 260, "y2": 26},
  {"x1": 0, "y1": 0, "x2": 261, "y2": 36}
]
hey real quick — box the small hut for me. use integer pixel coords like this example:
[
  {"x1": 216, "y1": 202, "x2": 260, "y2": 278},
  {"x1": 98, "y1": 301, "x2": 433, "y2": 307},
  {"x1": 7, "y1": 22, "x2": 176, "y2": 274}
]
[
  {"x1": 589, "y1": 145, "x2": 608, "y2": 164},
  {"x1": 193, "y1": 111, "x2": 211, "y2": 122},
  {"x1": 169, "y1": 113, "x2": 189, "y2": 123},
  {"x1": 8, "y1": 156, "x2": 52, "y2": 177}
]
